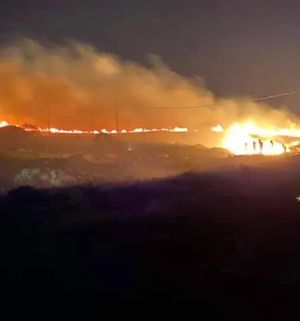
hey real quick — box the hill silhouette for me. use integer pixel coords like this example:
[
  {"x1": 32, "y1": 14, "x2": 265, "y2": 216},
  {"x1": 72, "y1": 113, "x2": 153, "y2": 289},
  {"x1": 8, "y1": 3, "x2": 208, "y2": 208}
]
[{"x1": 0, "y1": 166, "x2": 300, "y2": 318}]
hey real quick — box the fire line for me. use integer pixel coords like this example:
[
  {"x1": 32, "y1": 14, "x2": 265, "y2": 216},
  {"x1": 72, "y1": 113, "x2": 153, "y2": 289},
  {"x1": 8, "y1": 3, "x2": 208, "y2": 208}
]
[{"x1": 0, "y1": 119, "x2": 188, "y2": 135}]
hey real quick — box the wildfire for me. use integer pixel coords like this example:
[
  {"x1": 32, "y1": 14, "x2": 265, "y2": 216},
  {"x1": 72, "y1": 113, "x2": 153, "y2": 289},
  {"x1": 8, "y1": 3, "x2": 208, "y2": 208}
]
[
  {"x1": 0, "y1": 120, "x2": 189, "y2": 136},
  {"x1": 212, "y1": 122, "x2": 300, "y2": 155},
  {"x1": 211, "y1": 124, "x2": 224, "y2": 133},
  {"x1": 0, "y1": 121, "x2": 9, "y2": 128},
  {"x1": 2, "y1": 116, "x2": 300, "y2": 157}
]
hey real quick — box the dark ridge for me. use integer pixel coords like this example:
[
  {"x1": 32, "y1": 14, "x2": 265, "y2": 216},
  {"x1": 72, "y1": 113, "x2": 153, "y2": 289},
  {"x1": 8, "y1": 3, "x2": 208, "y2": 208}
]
[{"x1": 0, "y1": 167, "x2": 300, "y2": 319}]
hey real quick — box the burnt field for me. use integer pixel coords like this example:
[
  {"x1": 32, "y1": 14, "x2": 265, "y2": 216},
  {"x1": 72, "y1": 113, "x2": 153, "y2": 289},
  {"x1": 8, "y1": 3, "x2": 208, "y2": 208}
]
[{"x1": 1, "y1": 161, "x2": 300, "y2": 318}]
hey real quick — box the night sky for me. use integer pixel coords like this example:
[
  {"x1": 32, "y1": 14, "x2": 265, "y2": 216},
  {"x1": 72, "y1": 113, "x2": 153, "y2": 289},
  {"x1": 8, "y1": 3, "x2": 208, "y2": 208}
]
[{"x1": 1, "y1": 0, "x2": 300, "y2": 112}]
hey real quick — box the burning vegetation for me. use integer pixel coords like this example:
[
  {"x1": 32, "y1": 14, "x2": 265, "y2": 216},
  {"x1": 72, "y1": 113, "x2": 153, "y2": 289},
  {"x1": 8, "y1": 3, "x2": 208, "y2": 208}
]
[
  {"x1": 0, "y1": 39, "x2": 300, "y2": 151},
  {"x1": 0, "y1": 119, "x2": 188, "y2": 135},
  {"x1": 212, "y1": 122, "x2": 300, "y2": 156},
  {"x1": 1, "y1": 117, "x2": 300, "y2": 157},
  {"x1": 212, "y1": 123, "x2": 285, "y2": 155},
  {"x1": 0, "y1": 39, "x2": 300, "y2": 160}
]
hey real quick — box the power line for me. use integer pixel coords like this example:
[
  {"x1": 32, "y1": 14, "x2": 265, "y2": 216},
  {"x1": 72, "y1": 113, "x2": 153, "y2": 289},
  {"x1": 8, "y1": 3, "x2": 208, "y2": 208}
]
[
  {"x1": 253, "y1": 90, "x2": 300, "y2": 101},
  {"x1": 140, "y1": 89, "x2": 300, "y2": 110},
  {"x1": 142, "y1": 105, "x2": 213, "y2": 110}
]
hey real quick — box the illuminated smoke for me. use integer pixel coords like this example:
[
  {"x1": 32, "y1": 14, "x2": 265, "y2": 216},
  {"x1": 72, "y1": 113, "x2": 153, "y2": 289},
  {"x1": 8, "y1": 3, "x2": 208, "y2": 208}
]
[{"x1": 0, "y1": 39, "x2": 299, "y2": 146}]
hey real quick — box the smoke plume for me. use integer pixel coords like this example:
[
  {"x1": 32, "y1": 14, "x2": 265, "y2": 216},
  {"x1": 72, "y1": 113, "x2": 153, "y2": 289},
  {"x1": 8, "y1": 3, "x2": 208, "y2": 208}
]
[{"x1": 0, "y1": 39, "x2": 298, "y2": 146}]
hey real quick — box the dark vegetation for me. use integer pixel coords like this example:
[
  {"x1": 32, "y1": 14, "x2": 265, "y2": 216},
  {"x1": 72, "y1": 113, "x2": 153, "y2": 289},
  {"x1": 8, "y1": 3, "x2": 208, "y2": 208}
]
[
  {"x1": 1, "y1": 162, "x2": 300, "y2": 319},
  {"x1": 0, "y1": 125, "x2": 228, "y2": 189}
]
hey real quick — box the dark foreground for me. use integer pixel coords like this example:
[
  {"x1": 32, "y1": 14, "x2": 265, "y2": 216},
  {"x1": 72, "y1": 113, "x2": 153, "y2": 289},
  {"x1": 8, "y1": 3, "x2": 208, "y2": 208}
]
[{"x1": 1, "y1": 163, "x2": 300, "y2": 319}]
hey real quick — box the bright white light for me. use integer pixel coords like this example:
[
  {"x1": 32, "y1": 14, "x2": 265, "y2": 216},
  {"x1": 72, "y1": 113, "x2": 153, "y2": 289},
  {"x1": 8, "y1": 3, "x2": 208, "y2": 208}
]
[{"x1": 211, "y1": 124, "x2": 224, "y2": 133}]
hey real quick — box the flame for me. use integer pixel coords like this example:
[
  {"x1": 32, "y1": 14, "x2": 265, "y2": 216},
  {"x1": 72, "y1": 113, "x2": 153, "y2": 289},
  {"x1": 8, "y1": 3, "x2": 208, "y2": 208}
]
[
  {"x1": 2, "y1": 114, "x2": 300, "y2": 157},
  {"x1": 0, "y1": 120, "x2": 189, "y2": 136},
  {"x1": 212, "y1": 124, "x2": 224, "y2": 133},
  {"x1": 213, "y1": 122, "x2": 297, "y2": 155},
  {"x1": 0, "y1": 121, "x2": 9, "y2": 128}
]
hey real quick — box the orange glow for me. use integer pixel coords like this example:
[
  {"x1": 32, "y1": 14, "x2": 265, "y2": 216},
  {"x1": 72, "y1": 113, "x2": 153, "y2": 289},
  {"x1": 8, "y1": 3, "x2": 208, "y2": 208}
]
[
  {"x1": 0, "y1": 120, "x2": 189, "y2": 136},
  {"x1": 213, "y1": 122, "x2": 297, "y2": 155}
]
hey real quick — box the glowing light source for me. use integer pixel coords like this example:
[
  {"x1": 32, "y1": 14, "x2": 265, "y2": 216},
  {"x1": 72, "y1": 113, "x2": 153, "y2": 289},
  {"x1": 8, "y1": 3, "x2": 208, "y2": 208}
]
[
  {"x1": 213, "y1": 122, "x2": 298, "y2": 156},
  {"x1": 212, "y1": 124, "x2": 224, "y2": 133},
  {"x1": 0, "y1": 121, "x2": 9, "y2": 128},
  {"x1": 0, "y1": 119, "x2": 189, "y2": 136}
]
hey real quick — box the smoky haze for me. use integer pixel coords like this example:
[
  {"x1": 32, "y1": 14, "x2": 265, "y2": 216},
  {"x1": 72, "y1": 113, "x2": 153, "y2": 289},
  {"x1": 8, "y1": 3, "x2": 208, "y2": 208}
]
[{"x1": 0, "y1": 39, "x2": 298, "y2": 146}]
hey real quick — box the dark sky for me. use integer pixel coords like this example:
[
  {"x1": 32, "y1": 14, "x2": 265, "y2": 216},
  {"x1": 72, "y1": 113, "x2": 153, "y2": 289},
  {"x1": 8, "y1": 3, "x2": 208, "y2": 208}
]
[{"x1": 1, "y1": 0, "x2": 300, "y2": 111}]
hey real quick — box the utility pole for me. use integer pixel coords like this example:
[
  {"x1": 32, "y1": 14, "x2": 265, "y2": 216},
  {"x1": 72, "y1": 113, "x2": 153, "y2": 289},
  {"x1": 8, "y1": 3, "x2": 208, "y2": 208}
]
[
  {"x1": 115, "y1": 102, "x2": 119, "y2": 133},
  {"x1": 46, "y1": 107, "x2": 51, "y2": 153},
  {"x1": 47, "y1": 107, "x2": 51, "y2": 134}
]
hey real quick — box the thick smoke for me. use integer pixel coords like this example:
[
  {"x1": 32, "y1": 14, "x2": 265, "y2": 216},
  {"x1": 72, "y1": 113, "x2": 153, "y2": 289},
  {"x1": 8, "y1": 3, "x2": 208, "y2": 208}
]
[{"x1": 0, "y1": 39, "x2": 298, "y2": 146}]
